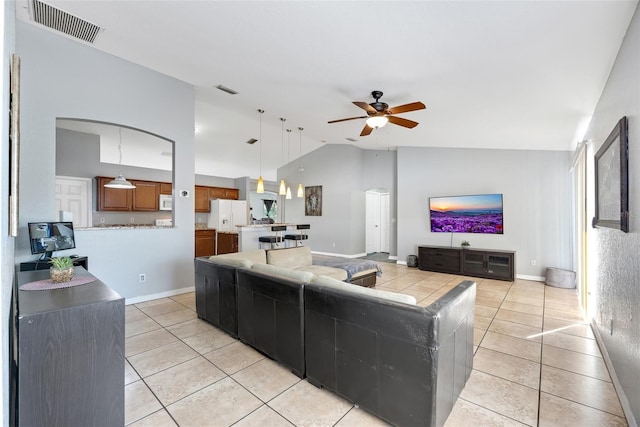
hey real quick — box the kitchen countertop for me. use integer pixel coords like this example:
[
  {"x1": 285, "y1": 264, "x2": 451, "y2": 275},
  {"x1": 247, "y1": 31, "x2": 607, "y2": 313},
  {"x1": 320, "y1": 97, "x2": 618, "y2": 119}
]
[
  {"x1": 236, "y1": 223, "x2": 297, "y2": 228},
  {"x1": 77, "y1": 224, "x2": 173, "y2": 230}
]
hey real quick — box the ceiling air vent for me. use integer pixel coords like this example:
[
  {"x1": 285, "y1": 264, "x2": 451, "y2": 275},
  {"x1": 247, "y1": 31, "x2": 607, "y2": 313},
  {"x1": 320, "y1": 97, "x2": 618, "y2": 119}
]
[{"x1": 31, "y1": 0, "x2": 102, "y2": 44}]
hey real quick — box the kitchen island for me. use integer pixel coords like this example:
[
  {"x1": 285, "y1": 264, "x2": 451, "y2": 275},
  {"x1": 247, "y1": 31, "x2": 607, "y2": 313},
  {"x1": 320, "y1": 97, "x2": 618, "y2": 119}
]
[{"x1": 237, "y1": 223, "x2": 310, "y2": 251}]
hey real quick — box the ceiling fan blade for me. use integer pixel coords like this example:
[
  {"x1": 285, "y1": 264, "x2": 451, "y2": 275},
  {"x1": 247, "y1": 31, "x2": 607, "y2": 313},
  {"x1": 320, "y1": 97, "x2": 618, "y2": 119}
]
[
  {"x1": 328, "y1": 115, "x2": 368, "y2": 124},
  {"x1": 360, "y1": 124, "x2": 374, "y2": 136},
  {"x1": 353, "y1": 101, "x2": 377, "y2": 114},
  {"x1": 387, "y1": 102, "x2": 426, "y2": 115},
  {"x1": 387, "y1": 115, "x2": 419, "y2": 129}
]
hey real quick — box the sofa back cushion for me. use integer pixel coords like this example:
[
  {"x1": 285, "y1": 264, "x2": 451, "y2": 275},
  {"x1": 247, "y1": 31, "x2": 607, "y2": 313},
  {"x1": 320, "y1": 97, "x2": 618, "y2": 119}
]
[
  {"x1": 251, "y1": 262, "x2": 315, "y2": 284},
  {"x1": 267, "y1": 246, "x2": 312, "y2": 269},
  {"x1": 209, "y1": 249, "x2": 267, "y2": 266},
  {"x1": 311, "y1": 275, "x2": 416, "y2": 305}
]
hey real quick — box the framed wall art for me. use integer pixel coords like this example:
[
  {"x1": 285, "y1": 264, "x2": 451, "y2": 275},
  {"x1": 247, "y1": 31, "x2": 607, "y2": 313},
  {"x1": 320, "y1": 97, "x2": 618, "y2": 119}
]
[
  {"x1": 305, "y1": 185, "x2": 322, "y2": 216},
  {"x1": 593, "y1": 116, "x2": 628, "y2": 232}
]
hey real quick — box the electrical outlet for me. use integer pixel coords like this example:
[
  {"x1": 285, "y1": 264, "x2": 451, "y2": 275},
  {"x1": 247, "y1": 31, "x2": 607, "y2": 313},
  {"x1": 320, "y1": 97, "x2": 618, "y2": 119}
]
[
  {"x1": 530, "y1": 259, "x2": 537, "y2": 266},
  {"x1": 100, "y1": 217, "x2": 105, "y2": 224},
  {"x1": 139, "y1": 274, "x2": 146, "y2": 283},
  {"x1": 130, "y1": 217, "x2": 135, "y2": 223}
]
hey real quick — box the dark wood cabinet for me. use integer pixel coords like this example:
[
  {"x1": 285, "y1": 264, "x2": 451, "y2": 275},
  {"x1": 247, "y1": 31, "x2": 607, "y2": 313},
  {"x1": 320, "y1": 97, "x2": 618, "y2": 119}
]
[
  {"x1": 14, "y1": 268, "x2": 124, "y2": 426},
  {"x1": 132, "y1": 180, "x2": 159, "y2": 211},
  {"x1": 97, "y1": 176, "x2": 132, "y2": 211},
  {"x1": 209, "y1": 187, "x2": 239, "y2": 200},
  {"x1": 159, "y1": 182, "x2": 172, "y2": 195},
  {"x1": 195, "y1": 229, "x2": 216, "y2": 257},
  {"x1": 418, "y1": 245, "x2": 515, "y2": 281},
  {"x1": 217, "y1": 232, "x2": 238, "y2": 254},
  {"x1": 195, "y1": 186, "x2": 211, "y2": 212}
]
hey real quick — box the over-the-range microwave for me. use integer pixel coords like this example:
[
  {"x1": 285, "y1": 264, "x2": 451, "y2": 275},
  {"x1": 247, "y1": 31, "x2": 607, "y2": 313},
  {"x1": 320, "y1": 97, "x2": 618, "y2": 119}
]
[{"x1": 159, "y1": 194, "x2": 173, "y2": 211}]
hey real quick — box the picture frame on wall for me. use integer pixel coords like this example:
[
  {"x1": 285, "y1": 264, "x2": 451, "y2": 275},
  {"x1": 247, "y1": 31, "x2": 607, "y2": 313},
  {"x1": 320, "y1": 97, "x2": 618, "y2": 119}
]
[
  {"x1": 305, "y1": 185, "x2": 322, "y2": 216},
  {"x1": 593, "y1": 116, "x2": 628, "y2": 232},
  {"x1": 9, "y1": 54, "x2": 21, "y2": 237}
]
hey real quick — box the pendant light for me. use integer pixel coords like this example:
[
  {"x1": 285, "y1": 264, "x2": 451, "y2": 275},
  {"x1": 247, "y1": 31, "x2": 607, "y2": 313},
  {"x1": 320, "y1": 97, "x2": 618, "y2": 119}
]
[
  {"x1": 297, "y1": 127, "x2": 304, "y2": 198},
  {"x1": 256, "y1": 109, "x2": 265, "y2": 193},
  {"x1": 285, "y1": 128, "x2": 292, "y2": 199},
  {"x1": 278, "y1": 118, "x2": 287, "y2": 196},
  {"x1": 105, "y1": 127, "x2": 136, "y2": 189}
]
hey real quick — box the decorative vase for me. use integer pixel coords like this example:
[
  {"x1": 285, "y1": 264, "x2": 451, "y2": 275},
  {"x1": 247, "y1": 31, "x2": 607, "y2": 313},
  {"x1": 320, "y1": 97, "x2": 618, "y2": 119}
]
[{"x1": 50, "y1": 266, "x2": 75, "y2": 283}]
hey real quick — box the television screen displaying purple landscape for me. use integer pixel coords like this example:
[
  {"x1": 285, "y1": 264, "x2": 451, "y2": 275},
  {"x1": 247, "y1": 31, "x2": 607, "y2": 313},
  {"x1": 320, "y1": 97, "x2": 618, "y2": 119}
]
[{"x1": 429, "y1": 194, "x2": 503, "y2": 234}]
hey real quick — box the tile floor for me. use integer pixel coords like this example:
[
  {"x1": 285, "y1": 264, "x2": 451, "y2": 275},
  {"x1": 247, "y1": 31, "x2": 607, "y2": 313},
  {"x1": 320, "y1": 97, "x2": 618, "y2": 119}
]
[{"x1": 125, "y1": 263, "x2": 628, "y2": 426}]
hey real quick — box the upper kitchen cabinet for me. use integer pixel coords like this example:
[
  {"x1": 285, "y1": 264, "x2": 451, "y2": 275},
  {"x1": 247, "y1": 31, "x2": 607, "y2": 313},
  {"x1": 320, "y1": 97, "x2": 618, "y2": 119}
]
[
  {"x1": 131, "y1": 181, "x2": 159, "y2": 211},
  {"x1": 97, "y1": 176, "x2": 131, "y2": 211},
  {"x1": 159, "y1": 182, "x2": 172, "y2": 195},
  {"x1": 195, "y1": 185, "x2": 240, "y2": 212}
]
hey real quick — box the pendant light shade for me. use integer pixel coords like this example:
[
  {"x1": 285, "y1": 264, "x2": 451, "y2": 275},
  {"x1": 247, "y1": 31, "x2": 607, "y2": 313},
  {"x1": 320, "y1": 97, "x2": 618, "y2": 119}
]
[
  {"x1": 297, "y1": 127, "x2": 304, "y2": 197},
  {"x1": 279, "y1": 118, "x2": 287, "y2": 195},
  {"x1": 104, "y1": 127, "x2": 136, "y2": 189},
  {"x1": 279, "y1": 179, "x2": 286, "y2": 196},
  {"x1": 257, "y1": 109, "x2": 265, "y2": 193},
  {"x1": 297, "y1": 183, "x2": 304, "y2": 198},
  {"x1": 286, "y1": 186, "x2": 292, "y2": 200}
]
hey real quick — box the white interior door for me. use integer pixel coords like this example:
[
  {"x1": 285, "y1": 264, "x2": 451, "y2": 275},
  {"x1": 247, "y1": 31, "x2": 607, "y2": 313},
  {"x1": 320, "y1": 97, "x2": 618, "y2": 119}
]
[
  {"x1": 380, "y1": 193, "x2": 390, "y2": 252},
  {"x1": 366, "y1": 191, "x2": 381, "y2": 254},
  {"x1": 55, "y1": 176, "x2": 92, "y2": 227}
]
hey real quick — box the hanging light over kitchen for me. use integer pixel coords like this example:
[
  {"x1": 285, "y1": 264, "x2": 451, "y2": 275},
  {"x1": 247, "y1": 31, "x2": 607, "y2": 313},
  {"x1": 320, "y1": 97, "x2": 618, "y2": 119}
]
[
  {"x1": 286, "y1": 128, "x2": 292, "y2": 199},
  {"x1": 297, "y1": 127, "x2": 304, "y2": 198},
  {"x1": 279, "y1": 118, "x2": 287, "y2": 196},
  {"x1": 105, "y1": 127, "x2": 136, "y2": 189},
  {"x1": 256, "y1": 109, "x2": 265, "y2": 193}
]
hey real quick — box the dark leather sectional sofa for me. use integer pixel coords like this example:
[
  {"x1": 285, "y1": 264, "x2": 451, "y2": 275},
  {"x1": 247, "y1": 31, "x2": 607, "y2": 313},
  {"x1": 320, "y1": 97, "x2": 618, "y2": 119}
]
[{"x1": 194, "y1": 252, "x2": 476, "y2": 427}]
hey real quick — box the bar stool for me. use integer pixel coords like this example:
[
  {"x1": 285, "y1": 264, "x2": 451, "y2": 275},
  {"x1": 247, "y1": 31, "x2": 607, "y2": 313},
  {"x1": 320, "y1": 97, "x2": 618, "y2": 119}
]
[
  {"x1": 258, "y1": 225, "x2": 287, "y2": 249},
  {"x1": 284, "y1": 224, "x2": 310, "y2": 247}
]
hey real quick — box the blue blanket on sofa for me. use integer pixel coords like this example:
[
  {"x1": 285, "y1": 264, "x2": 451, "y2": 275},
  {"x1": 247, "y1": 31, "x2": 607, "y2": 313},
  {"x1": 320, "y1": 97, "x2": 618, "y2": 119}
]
[{"x1": 312, "y1": 255, "x2": 383, "y2": 281}]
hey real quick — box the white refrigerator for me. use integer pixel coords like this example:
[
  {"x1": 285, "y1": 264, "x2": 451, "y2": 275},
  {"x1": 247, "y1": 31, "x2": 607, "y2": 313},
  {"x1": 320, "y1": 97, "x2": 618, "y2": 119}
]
[{"x1": 208, "y1": 199, "x2": 248, "y2": 231}]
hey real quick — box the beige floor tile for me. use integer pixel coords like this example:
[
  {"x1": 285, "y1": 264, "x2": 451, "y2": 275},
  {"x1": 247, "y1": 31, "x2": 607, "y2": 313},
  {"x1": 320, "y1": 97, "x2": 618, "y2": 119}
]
[
  {"x1": 269, "y1": 380, "x2": 353, "y2": 427},
  {"x1": 480, "y1": 331, "x2": 541, "y2": 363},
  {"x1": 500, "y1": 301, "x2": 544, "y2": 316},
  {"x1": 126, "y1": 317, "x2": 162, "y2": 338},
  {"x1": 233, "y1": 405, "x2": 294, "y2": 427},
  {"x1": 495, "y1": 309, "x2": 543, "y2": 328},
  {"x1": 474, "y1": 314, "x2": 493, "y2": 331},
  {"x1": 166, "y1": 318, "x2": 218, "y2": 339},
  {"x1": 475, "y1": 304, "x2": 499, "y2": 318},
  {"x1": 538, "y1": 392, "x2": 627, "y2": 427},
  {"x1": 128, "y1": 409, "x2": 178, "y2": 427},
  {"x1": 182, "y1": 328, "x2": 237, "y2": 354},
  {"x1": 137, "y1": 300, "x2": 186, "y2": 317},
  {"x1": 232, "y1": 358, "x2": 301, "y2": 402},
  {"x1": 335, "y1": 407, "x2": 391, "y2": 426},
  {"x1": 177, "y1": 299, "x2": 196, "y2": 311},
  {"x1": 473, "y1": 347, "x2": 540, "y2": 389},
  {"x1": 473, "y1": 328, "x2": 486, "y2": 346},
  {"x1": 542, "y1": 330, "x2": 601, "y2": 357},
  {"x1": 504, "y1": 293, "x2": 544, "y2": 307},
  {"x1": 476, "y1": 295, "x2": 503, "y2": 308},
  {"x1": 543, "y1": 317, "x2": 594, "y2": 339},
  {"x1": 488, "y1": 319, "x2": 542, "y2": 342},
  {"x1": 540, "y1": 365, "x2": 624, "y2": 417},
  {"x1": 460, "y1": 370, "x2": 538, "y2": 425},
  {"x1": 400, "y1": 286, "x2": 435, "y2": 301},
  {"x1": 542, "y1": 345, "x2": 610, "y2": 381},
  {"x1": 170, "y1": 291, "x2": 195, "y2": 304},
  {"x1": 411, "y1": 280, "x2": 447, "y2": 291},
  {"x1": 167, "y1": 377, "x2": 262, "y2": 427},
  {"x1": 126, "y1": 307, "x2": 150, "y2": 324},
  {"x1": 124, "y1": 359, "x2": 140, "y2": 385},
  {"x1": 476, "y1": 288, "x2": 508, "y2": 302},
  {"x1": 153, "y1": 308, "x2": 198, "y2": 327},
  {"x1": 126, "y1": 328, "x2": 179, "y2": 357},
  {"x1": 204, "y1": 341, "x2": 265, "y2": 375},
  {"x1": 444, "y1": 398, "x2": 529, "y2": 427},
  {"x1": 135, "y1": 297, "x2": 174, "y2": 308},
  {"x1": 544, "y1": 307, "x2": 584, "y2": 322},
  {"x1": 128, "y1": 340, "x2": 199, "y2": 378},
  {"x1": 125, "y1": 380, "x2": 162, "y2": 426},
  {"x1": 145, "y1": 356, "x2": 226, "y2": 405}
]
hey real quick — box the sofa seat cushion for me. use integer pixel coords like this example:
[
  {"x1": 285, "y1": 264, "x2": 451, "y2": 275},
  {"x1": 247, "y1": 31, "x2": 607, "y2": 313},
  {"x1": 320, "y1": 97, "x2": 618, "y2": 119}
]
[
  {"x1": 209, "y1": 249, "x2": 267, "y2": 266},
  {"x1": 205, "y1": 257, "x2": 253, "y2": 269},
  {"x1": 295, "y1": 265, "x2": 348, "y2": 281},
  {"x1": 310, "y1": 275, "x2": 416, "y2": 305},
  {"x1": 251, "y1": 263, "x2": 315, "y2": 284},
  {"x1": 350, "y1": 268, "x2": 379, "y2": 279},
  {"x1": 267, "y1": 246, "x2": 312, "y2": 269}
]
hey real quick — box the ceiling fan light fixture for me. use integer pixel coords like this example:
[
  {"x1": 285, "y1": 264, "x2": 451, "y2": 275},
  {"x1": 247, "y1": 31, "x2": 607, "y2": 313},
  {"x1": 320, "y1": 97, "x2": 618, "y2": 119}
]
[
  {"x1": 105, "y1": 174, "x2": 136, "y2": 189},
  {"x1": 366, "y1": 116, "x2": 389, "y2": 129}
]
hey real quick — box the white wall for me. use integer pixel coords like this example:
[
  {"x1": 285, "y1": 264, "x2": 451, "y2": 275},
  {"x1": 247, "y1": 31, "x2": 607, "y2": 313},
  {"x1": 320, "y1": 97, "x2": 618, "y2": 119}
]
[
  {"x1": 584, "y1": 4, "x2": 640, "y2": 423},
  {"x1": 2, "y1": 4, "x2": 16, "y2": 426},
  {"x1": 15, "y1": 21, "x2": 195, "y2": 300},
  {"x1": 397, "y1": 147, "x2": 573, "y2": 278}
]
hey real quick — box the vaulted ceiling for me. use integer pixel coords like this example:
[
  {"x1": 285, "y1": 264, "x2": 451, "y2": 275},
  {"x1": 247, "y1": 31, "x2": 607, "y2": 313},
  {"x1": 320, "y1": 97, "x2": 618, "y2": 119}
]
[{"x1": 16, "y1": 1, "x2": 638, "y2": 180}]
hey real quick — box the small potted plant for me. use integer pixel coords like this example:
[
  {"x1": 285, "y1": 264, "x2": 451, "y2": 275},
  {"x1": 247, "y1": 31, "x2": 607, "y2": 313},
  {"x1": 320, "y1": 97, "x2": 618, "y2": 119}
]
[
  {"x1": 461, "y1": 240, "x2": 471, "y2": 249},
  {"x1": 49, "y1": 256, "x2": 75, "y2": 283}
]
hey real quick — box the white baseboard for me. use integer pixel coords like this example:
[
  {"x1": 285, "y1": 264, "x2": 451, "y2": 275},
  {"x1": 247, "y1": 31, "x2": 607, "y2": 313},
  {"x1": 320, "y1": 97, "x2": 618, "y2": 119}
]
[
  {"x1": 397, "y1": 261, "x2": 407, "y2": 266},
  {"x1": 591, "y1": 320, "x2": 638, "y2": 427},
  {"x1": 516, "y1": 274, "x2": 545, "y2": 282},
  {"x1": 389, "y1": 255, "x2": 398, "y2": 260},
  {"x1": 126, "y1": 286, "x2": 195, "y2": 305}
]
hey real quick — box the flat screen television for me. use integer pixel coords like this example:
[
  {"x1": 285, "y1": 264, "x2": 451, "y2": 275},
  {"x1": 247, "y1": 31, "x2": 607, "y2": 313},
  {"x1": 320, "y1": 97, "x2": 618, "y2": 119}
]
[
  {"x1": 429, "y1": 194, "x2": 503, "y2": 234},
  {"x1": 28, "y1": 222, "x2": 76, "y2": 258}
]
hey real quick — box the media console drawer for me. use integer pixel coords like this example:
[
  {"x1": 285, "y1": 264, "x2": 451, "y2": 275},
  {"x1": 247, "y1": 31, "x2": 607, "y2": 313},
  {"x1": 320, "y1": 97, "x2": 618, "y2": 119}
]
[{"x1": 418, "y1": 246, "x2": 462, "y2": 274}]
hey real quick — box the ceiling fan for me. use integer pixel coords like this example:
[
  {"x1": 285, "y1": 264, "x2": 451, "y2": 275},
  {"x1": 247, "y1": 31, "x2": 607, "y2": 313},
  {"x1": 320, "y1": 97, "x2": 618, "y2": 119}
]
[{"x1": 328, "y1": 90, "x2": 426, "y2": 137}]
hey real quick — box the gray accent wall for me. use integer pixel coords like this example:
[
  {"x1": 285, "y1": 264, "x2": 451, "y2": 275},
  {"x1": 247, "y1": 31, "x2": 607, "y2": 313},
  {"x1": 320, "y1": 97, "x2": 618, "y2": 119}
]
[
  {"x1": 584, "y1": 5, "x2": 640, "y2": 423},
  {"x1": 15, "y1": 22, "x2": 195, "y2": 301},
  {"x1": 397, "y1": 146, "x2": 573, "y2": 277}
]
